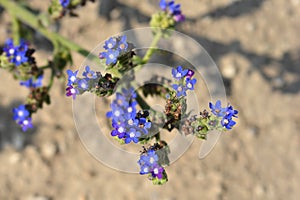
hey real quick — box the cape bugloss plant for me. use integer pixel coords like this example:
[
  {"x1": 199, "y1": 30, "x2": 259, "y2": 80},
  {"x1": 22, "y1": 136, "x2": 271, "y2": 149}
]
[{"x1": 0, "y1": 0, "x2": 239, "y2": 185}]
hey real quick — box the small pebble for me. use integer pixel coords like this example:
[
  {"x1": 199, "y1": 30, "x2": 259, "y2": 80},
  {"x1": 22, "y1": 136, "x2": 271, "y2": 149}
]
[{"x1": 41, "y1": 142, "x2": 57, "y2": 159}]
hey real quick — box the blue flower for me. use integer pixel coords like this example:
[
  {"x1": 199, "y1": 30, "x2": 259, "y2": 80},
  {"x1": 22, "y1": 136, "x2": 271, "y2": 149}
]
[
  {"x1": 209, "y1": 100, "x2": 227, "y2": 117},
  {"x1": 20, "y1": 75, "x2": 43, "y2": 88},
  {"x1": 138, "y1": 149, "x2": 165, "y2": 179},
  {"x1": 185, "y1": 77, "x2": 197, "y2": 90},
  {"x1": 151, "y1": 164, "x2": 165, "y2": 179},
  {"x1": 168, "y1": 1, "x2": 181, "y2": 15},
  {"x1": 13, "y1": 105, "x2": 30, "y2": 121},
  {"x1": 102, "y1": 49, "x2": 120, "y2": 65},
  {"x1": 159, "y1": 0, "x2": 185, "y2": 22},
  {"x1": 159, "y1": 0, "x2": 168, "y2": 10},
  {"x1": 172, "y1": 83, "x2": 187, "y2": 97},
  {"x1": 143, "y1": 149, "x2": 159, "y2": 165},
  {"x1": 3, "y1": 39, "x2": 16, "y2": 57},
  {"x1": 221, "y1": 116, "x2": 236, "y2": 130},
  {"x1": 18, "y1": 117, "x2": 33, "y2": 132},
  {"x1": 3, "y1": 39, "x2": 29, "y2": 66},
  {"x1": 60, "y1": 0, "x2": 70, "y2": 8},
  {"x1": 225, "y1": 105, "x2": 238, "y2": 118},
  {"x1": 111, "y1": 122, "x2": 126, "y2": 139},
  {"x1": 117, "y1": 35, "x2": 128, "y2": 52},
  {"x1": 125, "y1": 128, "x2": 141, "y2": 143},
  {"x1": 66, "y1": 85, "x2": 78, "y2": 99},
  {"x1": 82, "y1": 66, "x2": 97, "y2": 79},
  {"x1": 137, "y1": 118, "x2": 152, "y2": 134},
  {"x1": 172, "y1": 66, "x2": 188, "y2": 80},
  {"x1": 66, "y1": 69, "x2": 78, "y2": 86},
  {"x1": 77, "y1": 78, "x2": 89, "y2": 91},
  {"x1": 12, "y1": 51, "x2": 28, "y2": 66},
  {"x1": 103, "y1": 37, "x2": 117, "y2": 50},
  {"x1": 106, "y1": 103, "x2": 125, "y2": 121},
  {"x1": 221, "y1": 105, "x2": 238, "y2": 130}
]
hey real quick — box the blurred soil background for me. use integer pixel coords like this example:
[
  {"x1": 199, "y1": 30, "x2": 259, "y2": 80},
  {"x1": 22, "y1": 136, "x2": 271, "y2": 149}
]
[{"x1": 0, "y1": 0, "x2": 300, "y2": 199}]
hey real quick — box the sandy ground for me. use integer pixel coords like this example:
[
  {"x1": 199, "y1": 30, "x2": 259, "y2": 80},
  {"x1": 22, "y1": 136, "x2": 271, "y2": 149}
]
[{"x1": 0, "y1": 0, "x2": 300, "y2": 199}]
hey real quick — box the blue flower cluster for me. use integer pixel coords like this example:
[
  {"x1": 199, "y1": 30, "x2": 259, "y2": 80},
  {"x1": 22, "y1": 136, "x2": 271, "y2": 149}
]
[
  {"x1": 171, "y1": 66, "x2": 197, "y2": 97},
  {"x1": 66, "y1": 66, "x2": 100, "y2": 99},
  {"x1": 138, "y1": 149, "x2": 165, "y2": 179},
  {"x1": 209, "y1": 100, "x2": 238, "y2": 129},
  {"x1": 106, "y1": 88, "x2": 152, "y2": 144},
  {"x1": 99, "y1": 35, "x2": 129, "y2": 65},
  {"x1": 20, "y1": 75, "x2": 43, "y2": 88},
  {"x1": 59, "y1": 0, "x2": 70, "y2": 8},
  {"x1": 3, "y1": 39, "x2": 29, "y2": 66},
  {"x1": 159, "y1": 0, "x2": 185, "y2": 22},
  {"x1": 12, "y1": 105, "x2": 33, "y2": 131}
]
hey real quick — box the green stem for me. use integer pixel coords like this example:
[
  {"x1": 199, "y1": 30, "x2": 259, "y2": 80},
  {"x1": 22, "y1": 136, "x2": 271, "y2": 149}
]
[
  {"x1": 142, "y1": 31, "x2": 162, "y2": 63},
  {"x1": 0, "y1": 0, "x2": 91, "y2": 58},
  {"x1": 11, "y1": 15, "x2": 20, "y2": 44}
]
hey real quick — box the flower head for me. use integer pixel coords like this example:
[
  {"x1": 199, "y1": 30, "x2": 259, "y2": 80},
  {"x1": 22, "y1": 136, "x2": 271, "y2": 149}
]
[
  {"x1": 221, "y1": 105, "x2": 238, "y2": 130},
  {"x1": 82, "y1": 66, "x2": 97, "y2": 79},
  {"x1": 18, "y1": 117, "x2": 33, "y2": 132},
  {"x1": 66, "y1": 85, "x2": 78, "y2": 99},
  {"x1": 3, "y1": 39, "x2": 30, "y2": 66},
  {"x1": 13, "y1": 105, "x2": 30, "y2": 121},
  {"x1": 103, "y1": 37, "x2": 117, "y2": 50},
  {"x1": 138, "y1": 149, "x2": 165, "y2": 180},
  {"x1": 20, "y1": 75, "x2": 43, "y2": 88},
  {"x1": 60, "y1": 0, "x2": 70, "y2": 8},
  {"x1": 117, "y1": 35, "x2": 128, "y2": 52},
  {"x1": 101, "y1": 49, "x2": 120, "y2": 65},
  {"x1": 125, "y1": 128, "x2": 141, "y2": 144},
  {"x1": 172, "y1": 83, "x2": 187, "y2": 97},
  {"x1": 185, "y1": 77, "x2": 197, "y2": 90},
  {"x1": 66, "y1": 69, "x2": 78, "y2": 86},
  {"x1": 172, "y1": 66, "x2": 188, "y2": 80},
  {"x1": 209, "y1": 100, "x2": 227, "y2": 117},
  {"x1": 77, "y1": 78, "x2": 89, "y2": 91},
  {"x1": 159, "y1": 0, "x2": 185, "y2": 22},
  {"x1": 221, "y1": 116, "x2": 236, "y2": 130},
  {"x1": 3, "y1": 39, "x2": 16, "y2": 57}
]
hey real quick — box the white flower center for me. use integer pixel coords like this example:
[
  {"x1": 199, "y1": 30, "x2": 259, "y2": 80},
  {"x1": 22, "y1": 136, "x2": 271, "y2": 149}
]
[
  {"x1": 223, "y1": 119, "x2": 229, "y2": 124},
  {"x1": 128, "y1": 119, "x2": 134, "y2": 125},
  {"x1": 108, "y1": 43, "x2": 114, "y2": 48},
  {"x1": 153, "y1": 168, "x2": 159, "y2": 174},
  {"x1": 81, "y1": 82, "x2": 87, "y2": 89},
  {"x1": 118, "y1": 127, "x2": 124, "y2": 133},
  {"x1": 127, "y1": 107, "x2": 133, "y2": 113},
  {"x1": 70, "y1": 88, "x2": 76, "y2": 94},
  {"x1": 109, "y1": 54, "x2": 114, "y2": 59},
  {"x1": 114, "y1": 110, "x2": 120, "y2": 117},
  {"x1": 9, "y1": 49, "x2": 15, "y2": 55},
  {"x1": 129, "y1": 132, "x2": 135, "y2": 138},
  {"x1": 16, "y1": 55, "x2": 21, "y2": 61},
  {"x1": 176, "y1": 72, "x2": 181, "y2": 78},
  {"x1": 18, "y1": 111, "x2": 24, "y2": 117},
  {"x1": 150, "y1": 157, "x2": 155, "y2": 164},
  {"x1": 70, "y1": 76, "x2": 76, "y2": 82},
  {"x1": 143, "y1": 167, "x2": 149, "y2": 173},
  {"x1": 23, "y1": 120, "x2": 29, "y2": 125},
  {"x1": 187, "y1": 83, "x2": 192, "y2": 88}
]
